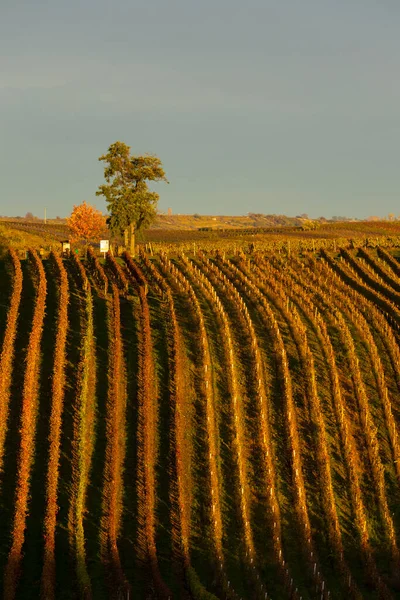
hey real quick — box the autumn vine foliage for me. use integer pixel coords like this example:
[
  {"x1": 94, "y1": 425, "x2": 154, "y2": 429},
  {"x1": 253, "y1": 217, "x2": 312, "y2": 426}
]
[
  {"x1": 181, "y1": 255, "x2": 274, "y2": 599},
  {"x1": 0, "y1": 249, "x2": 23, "y2": 480},
  {"x1": 4, "y1": 249, "x2": 47, "y2": 600},
  {"x1": 161, "y1": 257, "x2": 225, "y2": 568},
  {"x1": 68, "y1": 259, "x2": 95, "y2": 599},
  {"x1": 106, "y1": 251, "x2": 129, "y2": 292},
  {"x1": 100, "y1": 284, "x2": 129, "y2": 597},
  {"x1": 70, "y1": 250, "x2": 89, "y2": 291},
  {"x1": 86, "y1": 246, "x2": 108, "y2": 294},
  {"x1": 357, "y1": 247, "x2": 400, "y2": 293},
  {"x1": 214, "y1": 253, "x2": 333, "y2": 598},
  {"x1": 141, "y1": 253, "x2": 193, "y2": 565},
  {"x1": 269, "y1": 253, "x2": 394, "y2": 597},
  {"x1": 207, "y1": 256, "x2": 304, "y2": 596},
  {"x1": 251, "y1": 256, "x2": 367, "y2": 597},
  {"x1": 299, "y1": 257, "x2": 400, "y2": 568},
  {"x1": 253, "y1": 264, "x2": 344, "y2": 569},
  {"x1": 41, "y1": 252, "x2": 69, "y2": 600},
  {"x1": 124, "y1": 252, "x2": 172, "y2": 598},
  {"x1": 2, "y1": 241, "x2": 400, "y2": 597},
  {"x1": 377, "y1": 246, "x2": 400, "y2": 279},
  {"x1": 125, "y1": 260, "x2": 158, "y2": 562}
]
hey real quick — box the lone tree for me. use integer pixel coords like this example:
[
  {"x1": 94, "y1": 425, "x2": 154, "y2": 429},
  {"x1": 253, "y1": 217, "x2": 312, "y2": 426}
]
[
  {"x1": 66, "y1": 201, "x2": 107, "y2": 249},
  {"x1": 96, "y1": 141, "x2": 168, "y2": 254}
]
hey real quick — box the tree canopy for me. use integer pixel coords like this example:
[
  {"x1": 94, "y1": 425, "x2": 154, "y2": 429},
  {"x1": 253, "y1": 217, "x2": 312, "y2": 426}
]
[
  {"x1": 96, "y1": 141, "x2": 168, "y2": 239},
  {"x1": 66, "y1": 201, "x2": 107, "y2": 245}
]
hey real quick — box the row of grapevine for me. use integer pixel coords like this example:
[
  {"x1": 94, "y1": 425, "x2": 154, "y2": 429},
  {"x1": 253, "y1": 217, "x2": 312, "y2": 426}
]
[
  {"x1": 310, "y1": 270, "x2": 398, "y2": 584},
  {"x1": 139, "y1": 253, "x2": 205, "y2": 597},
  {"x1": 160, "y1": 254, "x2": 250, "y2": 600},
  {"x1": 156, "y1": 258, "x2": 224, "y2": 560},
  {"x1": 225, "y1": 255, "x2": 334, "y2": 597},
  {"x1": 41, "y1": 252, "x2": 69, "y2": 599},
  {"x1": 100, "y1": 284, "x2": 129, "y2": 598},
  {"x1": 123, "y1": 253, "x2": 172, "y2": 599},
  {"x1": 272, "y1": 254, "x2": 395, "y2": 597},
  {"x1": 253, "y1": 255, "x2": 361, "y2": 579},
  {"x1": 320, "y1": 249, "x2": 400, "y2": 329},
  {"x1": 4, "y1": 250, "x2": 47, "y2": 600},
  {"x1": 182, "y1": 254, "x2": 278, "y2": 599},
  {"x1": 188, "y1": 259, "x2": 255, "y2": 556},
  {"x1": 68, "y1": 258, "x2": 96, "y2": 599},
  {"x1": 69, "y1": 251, "x2": 89, "y2": 290},
  {"x1": 314, "y1": 253, "x2": 400, "y2": 395},
  {"x1": 357, "y1": 248, "x2": 400, "y2": 294},
  {"x1": 106, "y1": 252, "x2": 129, "y2": 293},
  {"x1": 235, "y1": 255, "x2": 362, "y2": 595},
  {"x1": 339, "y1": 249, "x2": 400, "y2": 319},
  {"x1": 255, "y1": 254, "x2": 391, "y2": 596},
  {"x1": 264, "y1": 257, "x2": 376, "y2": 595},
  {"x1": 0, "y1": 250, "x2": 23, "y2": 479},
  {"x1": 200, "y1": 255, "x2": 302, "y2": 599},
  {"x1": 145, "y1": 232, "x2": 400, "y2": 258},
  {"x1": 304, "y1": 258, "x2": 400, "y2": 558},
  {"x1": 165, "y1": 257, "x2": 228, "y2": 561},
  {"x1": 312, "y1": 257, "x2": 400, "y2": 483},
  {"x1": 377, "y1": 246, "x2": 400, "y2": 279},
  {"x1": 3, "y1": 246, "x2": 400, "y2": 597},
  {"x1": 86, "y1": 247, "x2": 108, "y2": 295}
]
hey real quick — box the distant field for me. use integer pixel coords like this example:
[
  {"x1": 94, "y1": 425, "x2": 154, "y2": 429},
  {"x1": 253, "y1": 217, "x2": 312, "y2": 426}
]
[
  {"x1": 2, "y1": 217, "x2": 400, "y2": 256},
  {"x1": 1, "y1": 244, "x2": 400, "y2": 598},
  {"x1": 0, "y1": 221, "x2": 68, "y2": 255},
  {"x1": 150, "y1": 213, "x2": 306, "y2": 229},
  {"x1": 0, "y1": 213, "x2": 306, "y2": 231}
]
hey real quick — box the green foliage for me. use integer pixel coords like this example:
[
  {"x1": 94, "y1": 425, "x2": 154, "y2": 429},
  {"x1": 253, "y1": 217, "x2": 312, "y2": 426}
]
[
  {"x1": 186, "y1": 567, "x2": 220, "y2": 600},
  {"x1": 301, "y1": 219, "x2": 320, "y2": 231},
  {"x1": 96, "y1": 141, "x2": 168, "y2": 237}
]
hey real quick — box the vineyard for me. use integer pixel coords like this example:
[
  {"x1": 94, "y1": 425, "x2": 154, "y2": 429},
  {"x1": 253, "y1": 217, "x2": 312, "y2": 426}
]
[{"x1": 2, "y1": 244, "x2": 400, "y2": 599}]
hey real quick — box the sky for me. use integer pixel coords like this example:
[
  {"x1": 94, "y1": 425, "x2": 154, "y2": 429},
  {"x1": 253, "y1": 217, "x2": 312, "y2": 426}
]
[{"x1": 1, "y1": 0, "x2": 399, "y2": 219}]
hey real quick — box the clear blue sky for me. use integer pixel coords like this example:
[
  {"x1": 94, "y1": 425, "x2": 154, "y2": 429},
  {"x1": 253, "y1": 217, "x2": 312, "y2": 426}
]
[{"x1": 1, "y1": 0, "x2": 399, "y2": 218}]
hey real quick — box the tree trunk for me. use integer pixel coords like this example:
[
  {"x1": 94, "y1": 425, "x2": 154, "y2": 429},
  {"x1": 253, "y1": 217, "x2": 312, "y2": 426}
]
[
  {"x1": 130, "y1": 223, "x2": 135, "y2": 256},
  {"x1": 124, "y1": 228, "x2": 129, "y2": 249}
]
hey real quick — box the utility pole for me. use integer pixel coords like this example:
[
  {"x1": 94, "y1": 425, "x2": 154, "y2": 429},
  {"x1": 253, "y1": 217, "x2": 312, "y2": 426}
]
[{"x1": 44, "y1": 207, "x2": 47, "y2": 224}]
